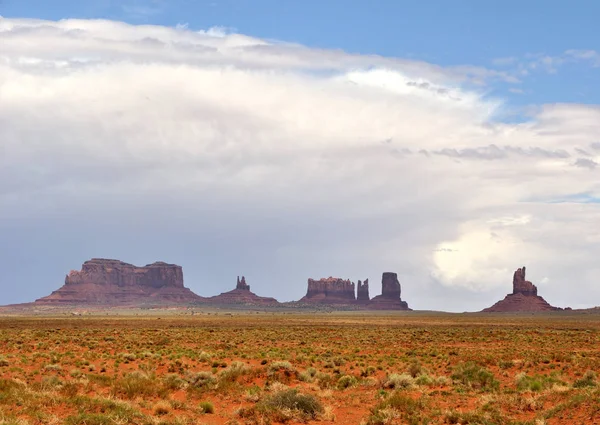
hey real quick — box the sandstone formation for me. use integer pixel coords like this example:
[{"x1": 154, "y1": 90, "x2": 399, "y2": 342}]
[
  {"x1": 512, "y1": 267, "x2": 537, "y2": 296},
  {"x1": 208, "y1": 276, "x2": 278, "y2": 305},
  {"x1": 36, "y1": 258, "x2": 203, "y2": 305},
  {"x1": 300, "y1": 277, "x2": 356, "y2": 304},
  {"x1": 369, "y1": 272, "x2": 411, "y2": 310},
  {"x1": 236, "y1": 276, "x2": 250, "y2": 291},
  {"x1": 483, "y1": 266, "x2": 561, "y2": 312},
  {"x1": 357, "y1": 279, "x2": 370, "y2": 303}
]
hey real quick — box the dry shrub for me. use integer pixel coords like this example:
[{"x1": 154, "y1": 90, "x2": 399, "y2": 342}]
[
  {"x1": 383, "y1": 373, "x2": 414, "y2": 389},
  {"x1": 152, "y1": 400, "x2": 171, "y2": 416},
  {"x1": 238, "y1": 389, "x2": 324, "y2": 423}
]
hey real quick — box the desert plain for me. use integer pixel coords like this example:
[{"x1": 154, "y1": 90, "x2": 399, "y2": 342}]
[{"x1": 0, "y1": 310, "x2": 599, "y2": 425}]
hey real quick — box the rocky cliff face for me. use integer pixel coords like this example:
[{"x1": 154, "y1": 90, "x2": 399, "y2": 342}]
[
  {"x1": 483, "y1": 266, "x2": 561, "y2": 312},
  {"x1": 208, "y1": 276, "x2": 278, "y2": 305},
  {"x1": 357, "y1": 279, "x2": 370, "y2": 303},
  {"x1": 236, "y1": 276, "x2": 251, "y2": 291},
  {"x1": 381, "y1": 272, "x2": 401, "y2": 299},
  {"x1": 512, "y1": 267, "x2": 537, "y2": 296},
  {"x1": 63, "y1": 259, "x2": 184, "y2": 288},
  {"x1": 300, "y1": 277, "x2": 356, "y2": 304},
  {"x1": 36, "y1": 259, "x2": 203, "y2": 305},
  {"x1": 369, "y1": 272, "x2": 410, "y2": 310}
]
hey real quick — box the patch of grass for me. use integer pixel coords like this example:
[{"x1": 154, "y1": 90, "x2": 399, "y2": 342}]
[
  {"x1": 65, "y1": 413, "x2": 113, "y2": 425},
  {"x1": 366, "y1": 391, "x2": 426, "y2": 425},
  {"x1": 268, "y1": 361, "x2": 295, "y2": 373},
  {"x1": 163, "y1": 373, "x2": 187, "y2": 390},
  {"x1": 198, "y1": 401, "x2": 214, "y2": 414},
  {"x1": 198, "y1": 351, "x2": 212, "y2": 363},
  {"x1": 337, "y1": 375, "x2": 358, "y2": 389},
  {"x1": 451, "y1": 362, "x2": 499, "y2": 391},
  {"x1": 112, "y1": 371, "x2": 165, "y2": 399},
  {"x1": 152, "y1": 400, "x2": 171, "y2": 416},
  {"x1": 515, "y1": 372, "x2": 565, "y2": 392},
  {"x1": 185, "y1": 371, "x2": 216, "y2": 389},
  {"x1": 383, "y1": 373, "x2": 414, "y2": 389},
  {"x1": 299, "y1": 367, "x2": 317, "y2": 382},
  {"x1": 573, "y1": 370, "x2": 597, "y2": 388},
  {"x1": 407, "y1": 360, "x2": 422, "y2": 378},
  {"x1": 219, "y1": 361, "x2": 250, "y2": 383},
  {"x1": 239, "y1": 389, "x2": 323, "y2": 423},
  {"x1": 444, "y1": 409, "x2": 506, "y2": 424}
]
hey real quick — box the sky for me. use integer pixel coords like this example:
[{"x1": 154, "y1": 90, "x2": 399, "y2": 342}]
[{"x1": 0, "y1": 1, "x2": 599, "y2": 311}]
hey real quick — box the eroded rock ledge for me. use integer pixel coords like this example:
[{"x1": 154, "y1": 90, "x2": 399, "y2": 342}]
[
  {"x1": 36, "y1": 258, "x2": 203, "y2": 305},
  {"x1": 483, "y1": 266, "x2": 562, "y2": 312}
]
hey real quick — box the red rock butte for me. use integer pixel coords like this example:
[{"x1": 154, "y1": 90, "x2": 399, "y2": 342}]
[
  {"x1": 300, "y1": 277, "x2": 356, "y2": 304},
  {"x1": 369, "y1": 272, "x2": 411, "y2": 310},
  {"x1": 482, "y1": 266, "x2": 562, "y2": 312},
  {"x1": 299, "y1": 273, "x2": 410, "y2": 310},
  {"x1": 207, "y1": 276, "x2": 279, "y2": 305},
  {"x1": 35, "y1": 258, "x2": 203, "y2": 305},
  {"x1": 357, "y1": 279, "x2": 370, "y2": 304}
]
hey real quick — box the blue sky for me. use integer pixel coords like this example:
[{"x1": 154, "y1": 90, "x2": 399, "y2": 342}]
[{"x1": 2, "y1": 0, "x2": 599, "y2": 109}]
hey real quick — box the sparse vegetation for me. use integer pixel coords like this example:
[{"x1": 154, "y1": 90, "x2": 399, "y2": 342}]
[
  {"x1": 451, "y1": 362, "x2": 500, "y2": 391},
  {"x1": 0, "y1": 312, "x2": 598, "y2": 424},
  {"x1": 239, "y1": 388, "x2": 324, "y2": 422},
  {"x1": 198, "y1": 400, "x2": 215, "y2": 414}
]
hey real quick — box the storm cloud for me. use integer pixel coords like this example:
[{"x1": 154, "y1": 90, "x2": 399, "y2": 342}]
[{"x1": 1, "y1": 18, "x2": 599, "y2": 311}]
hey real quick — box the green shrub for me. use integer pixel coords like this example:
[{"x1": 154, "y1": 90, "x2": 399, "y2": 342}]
[
  {"x1": 44, "y1": 363, "x2": 62, "y2": 372},
  {"x1": 65, "y1": 413, "x2": 113, "y2": 425},
  {"x1": 451, "y1": 362, "x2": 499, "y2": 391},
  {"x1": 60, "y1": 382, "x2": 80, "y2": 397},
  {"x1": 268, "y1": 361, "x2": 295, "y2": 373},
  {"x1": 414, "y1": 374, "x2": 433, "y2": 386},
  {"x1": 337, "y1": 375, "x2": 358, "y2": 389},
  {"x1": 366, "y1": 392, "x2": 426, "y2": 425},
  {"x1": 384, "y1": 373, "x2": 414, "y2": 389},
  {"x1": 186, "y1": 371, "x2": 216, "y2": 389},
  {"x1": 163, "y1": 373, "x2": 187, "y2": 390},
  {"x1": 198, "y1": 401, "x2": 214, "y2": 414},
  {"x1": 198, "y1": 351, "x2": 212, "y2": 362},
  {"x1": 250, "y1": 389, "x2": 323, "y2": 423},
  {"x1": 316, "y1": 372, "x2": 335, "y2": 389},
  {"x1": 516, "y1": 372, "x2": 566, "y2": 392},
  {"x1": 407, "y1": 360, "x2": 422, "y2": 378},
  {"x1": 299, "y1": 367, "x2": 317, "y2": 382},
  {"x1": 70, "y1": 368, "x2": 83, "y2": 378},
  {"x1": 219, "y1": 361, "x2": 250, "y2": 383},
  {"x1": 119, "y1": 353, "x2": 136, "y2": 362},
  {"x1": 574, "y1": 370, "x2": 597, "y2": 388},
  {"x1": 361, "y1": 366, "x2": 377, "y2": 377},
  {"x1": 445, "y1": 410, "x2": 489, "y2": 424},
  {"x1": 152, "y1": 401, "x2": 171, "y2": 416},
  {"x1": 39, "y1": 375, "x2": 63, "y2": 390},
  {"x1": 112, "y1": 371, "x2": 162, "y2": 399}
]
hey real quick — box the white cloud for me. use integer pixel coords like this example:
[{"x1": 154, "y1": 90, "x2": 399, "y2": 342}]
[
  {"x1": 1, "y1": 18, "x2": 600, "y2": 310},
  {"x1": 565, "y1": 49, "x2": 600, "y2": 67}
]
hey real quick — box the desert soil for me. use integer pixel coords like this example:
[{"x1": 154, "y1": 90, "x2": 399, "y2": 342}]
[{"x1": 0, "y1": 310, "x2": 598, "y2": 424}]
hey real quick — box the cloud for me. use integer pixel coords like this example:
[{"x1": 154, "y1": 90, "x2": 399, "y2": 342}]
[
  {"x1": 1, "y1": 18, "x2": 600, "y2": 311},
  {"x1": 423, "y1": 145, "x2": 570, "y2": 161},
  {"x1": 566, "y1": 49, "x2": 600, "y2": 67},
  {"x1": 492, "y1": 49, "x2": 600, "y2": 81},
  {"x1": 574, "y1": 158, "x2": 598, "y2": 169},
  {"x1": 492, "y1": 57, "x2": 517, "y2": 67}
]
